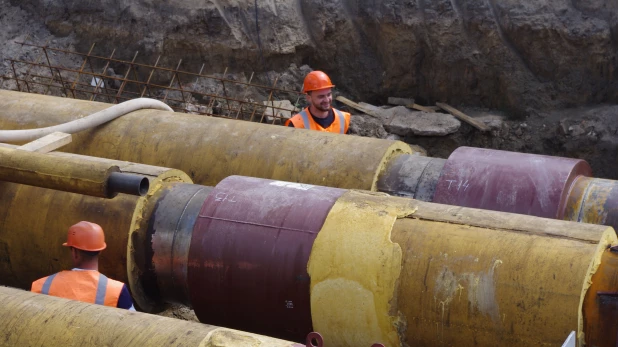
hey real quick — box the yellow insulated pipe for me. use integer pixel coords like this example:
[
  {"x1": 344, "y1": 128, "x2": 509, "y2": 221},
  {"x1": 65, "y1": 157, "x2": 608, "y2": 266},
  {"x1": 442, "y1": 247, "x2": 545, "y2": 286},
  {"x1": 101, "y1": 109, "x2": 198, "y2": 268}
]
[
  {"x1": 0, "y1": 145, "x2": 144, "y2": 198},
  {"x1": 0, "y1": 152, "x2": 190, "y2": 309},
  {"x1": 0, "y1": 286, "x2": 300, "y2": 347},
  {"x1": 308, "y1": 191, "x2": 618, "y2": 346},
  {"x1": 0, "y1": 90, "x2": 415, "y2": 190}
]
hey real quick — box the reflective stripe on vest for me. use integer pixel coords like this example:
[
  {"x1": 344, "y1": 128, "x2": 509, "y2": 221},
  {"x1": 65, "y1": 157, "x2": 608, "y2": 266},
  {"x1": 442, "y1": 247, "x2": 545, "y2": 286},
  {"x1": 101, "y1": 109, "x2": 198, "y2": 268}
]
[
  {"x1": 40, "y1": 273, "x2": 57, "y2": 295},
  {"x1": 299, "y1": 109, "x2": 345, "y2": 133},
  {"x1": 299, "y1": 110, "x2": 312, "y2": 130},
  {"x1": 40, "y1": 272, "x2": 109, "y2": 305},
  {"x1": 95, "y1": 274, "x2": 108, "y2": 305},
  {"x1": 333, "y1": 109, "x2": 345, "y2": 134}
]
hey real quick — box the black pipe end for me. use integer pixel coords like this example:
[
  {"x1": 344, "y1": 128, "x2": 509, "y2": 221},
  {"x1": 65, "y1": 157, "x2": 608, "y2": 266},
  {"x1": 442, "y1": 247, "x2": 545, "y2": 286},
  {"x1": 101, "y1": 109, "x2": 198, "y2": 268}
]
[{"x1": 108, "y1": 172, "x2": 150, "y2": 197}]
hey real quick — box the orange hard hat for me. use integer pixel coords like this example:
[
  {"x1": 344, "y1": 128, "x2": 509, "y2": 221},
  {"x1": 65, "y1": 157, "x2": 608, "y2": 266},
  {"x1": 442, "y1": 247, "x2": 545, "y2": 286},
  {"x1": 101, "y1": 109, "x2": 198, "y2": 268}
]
[
  {"x1": 63, "y1": 221, "x2": 107, "y2": 251},
  {"x1": 302, "y1": 71, "x2": 335, "y2": 93}
]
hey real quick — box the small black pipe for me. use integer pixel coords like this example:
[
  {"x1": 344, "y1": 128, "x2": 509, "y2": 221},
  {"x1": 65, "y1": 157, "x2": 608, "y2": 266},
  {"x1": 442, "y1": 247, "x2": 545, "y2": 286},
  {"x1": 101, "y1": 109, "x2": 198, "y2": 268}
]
[{"x1": 108, "y1": 172, "x2": 149, "y2": 197}]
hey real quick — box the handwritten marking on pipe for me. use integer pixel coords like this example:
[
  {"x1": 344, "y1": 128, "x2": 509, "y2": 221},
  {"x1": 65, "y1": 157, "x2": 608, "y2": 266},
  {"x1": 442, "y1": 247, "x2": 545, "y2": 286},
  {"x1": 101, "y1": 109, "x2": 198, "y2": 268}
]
[
  {"x1": 445, "y1": 179, "x2": 470, "y2": 192},
  {"x1": 270, "y1": 181, "x2": 314, "y2": 190},
  {"x1": 215, "y1": 192, "x2": 237, "y2": 203}
]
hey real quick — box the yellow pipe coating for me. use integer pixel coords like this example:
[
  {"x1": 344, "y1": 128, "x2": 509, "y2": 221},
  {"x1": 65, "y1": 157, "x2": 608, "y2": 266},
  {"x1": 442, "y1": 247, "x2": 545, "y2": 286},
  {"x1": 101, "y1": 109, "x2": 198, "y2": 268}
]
[
  {"x1": 309, "y1": 191, "x2": 617, "y2": 346},
  {"x1": 0, "y1": 90, "x2": 415, "y2": 190},
  {"x1": 0, "y1": 286, "x2": 299, "y2": 347},
  {"x1": 0, "y1": 146, "x2": 119, "y2": 198},
  {"x1": 308, "y1": 190, "x2": 414, "y2": 347},
  {"x1": 0, "y1": 155, "x2": 190, "y2": 302}
]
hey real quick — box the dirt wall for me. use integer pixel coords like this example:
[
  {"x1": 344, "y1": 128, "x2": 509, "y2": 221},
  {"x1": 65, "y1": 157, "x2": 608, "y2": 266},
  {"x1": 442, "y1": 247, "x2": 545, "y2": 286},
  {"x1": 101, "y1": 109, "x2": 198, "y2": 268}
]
[{"x1": 9, "y1": 0, "x2": 618, "y2": 117}]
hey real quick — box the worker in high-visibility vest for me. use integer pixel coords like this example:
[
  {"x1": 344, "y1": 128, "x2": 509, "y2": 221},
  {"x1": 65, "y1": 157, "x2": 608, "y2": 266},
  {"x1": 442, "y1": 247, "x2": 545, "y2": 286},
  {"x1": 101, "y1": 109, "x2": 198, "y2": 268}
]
[
  {"x1": 31, "y1": 221, "x2": 135, "y2": 310},
  {"x1": 285, "y1": 71, "x2": 351, "y2": 134}
]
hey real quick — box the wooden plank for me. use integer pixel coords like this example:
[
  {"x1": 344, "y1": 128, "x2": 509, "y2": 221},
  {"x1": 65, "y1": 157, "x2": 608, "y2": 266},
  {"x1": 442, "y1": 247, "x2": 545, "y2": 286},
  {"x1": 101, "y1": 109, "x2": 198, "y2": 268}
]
[
  {"x1": 17, "y1": 132, "x2": 73, "y2": 153},
  {"x1": 387, "y1": 97, "x2": 414, "y2": 106},
  {"x1": 335, "y1": 96, "x2": 382, "y2": 118},
  {"x1": 407, "y1": 104, "x2": 439, "y2": 113},
  {"x1": 435, "y1": 102, "x2": 490, "y2": 132}
]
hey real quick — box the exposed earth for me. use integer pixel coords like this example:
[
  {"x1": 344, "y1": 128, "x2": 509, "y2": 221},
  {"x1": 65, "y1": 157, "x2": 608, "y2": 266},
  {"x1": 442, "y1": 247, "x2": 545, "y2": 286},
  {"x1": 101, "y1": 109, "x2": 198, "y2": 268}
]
[{"x1": 1, "y1": 0, "x2": 617, "y2": 178}]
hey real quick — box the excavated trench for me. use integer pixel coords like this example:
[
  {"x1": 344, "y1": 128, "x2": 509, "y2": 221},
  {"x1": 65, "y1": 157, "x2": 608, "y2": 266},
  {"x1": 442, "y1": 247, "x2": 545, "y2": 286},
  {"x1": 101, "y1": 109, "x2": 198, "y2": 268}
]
[
  {"x1": 0, "y1": 0, "x2": 617, "y2": 179},
  {"x1": 1, "y1": 0, "x2": 618, "y2": 334}
]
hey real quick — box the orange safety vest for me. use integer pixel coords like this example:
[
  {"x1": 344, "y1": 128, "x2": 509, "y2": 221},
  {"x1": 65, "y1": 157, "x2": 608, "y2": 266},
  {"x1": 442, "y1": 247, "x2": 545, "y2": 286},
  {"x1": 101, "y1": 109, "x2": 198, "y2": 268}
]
[
  {"x1": 285, "y1": 107, "x2": 350, "y2": 134},
  {"x1": 31, "y1": 270, "x2": 124, "y2": 307}
]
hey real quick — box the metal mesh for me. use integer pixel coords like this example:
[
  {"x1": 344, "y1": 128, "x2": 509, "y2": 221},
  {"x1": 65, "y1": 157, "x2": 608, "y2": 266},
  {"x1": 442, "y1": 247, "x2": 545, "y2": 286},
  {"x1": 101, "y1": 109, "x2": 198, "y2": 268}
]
[{"x1": 2, "y1": 41, "x2": 305, "y2": 125}]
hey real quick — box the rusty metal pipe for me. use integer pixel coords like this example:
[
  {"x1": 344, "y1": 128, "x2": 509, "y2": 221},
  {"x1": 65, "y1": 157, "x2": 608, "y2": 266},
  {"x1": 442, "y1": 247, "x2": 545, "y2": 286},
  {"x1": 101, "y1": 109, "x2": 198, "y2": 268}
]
[
  {"x1": 564, "y1": 176, "x2": 618, "y2": 228},
  {"x1": 0, "y1": 286, "x2": 300, "y2": 347}
]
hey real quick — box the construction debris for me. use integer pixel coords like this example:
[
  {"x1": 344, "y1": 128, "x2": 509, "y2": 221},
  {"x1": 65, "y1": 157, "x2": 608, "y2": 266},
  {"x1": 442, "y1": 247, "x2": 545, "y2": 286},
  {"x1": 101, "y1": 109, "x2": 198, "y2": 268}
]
[
  {"x1": 436, "y1": 102, "x2": 490, "y2": 132},
  {"x1": 380, "y1": 106, "x2": 460, "y2": 136},
  {"x1": 335, "y1": 96, "x2": 383, "y2": 118},
  {"x1": 341, "y1": 97, "x2": 460, "y2": 136},
  {"x1": 407, "y1": 104, "x2": 440, "y2": 112}
]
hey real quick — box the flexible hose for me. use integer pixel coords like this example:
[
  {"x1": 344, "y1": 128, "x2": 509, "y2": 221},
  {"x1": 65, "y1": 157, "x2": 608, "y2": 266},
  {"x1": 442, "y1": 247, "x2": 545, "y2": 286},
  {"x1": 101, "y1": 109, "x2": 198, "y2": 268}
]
[{"x1": 0, "y1": 98, "x2": 173, "y2": 142}]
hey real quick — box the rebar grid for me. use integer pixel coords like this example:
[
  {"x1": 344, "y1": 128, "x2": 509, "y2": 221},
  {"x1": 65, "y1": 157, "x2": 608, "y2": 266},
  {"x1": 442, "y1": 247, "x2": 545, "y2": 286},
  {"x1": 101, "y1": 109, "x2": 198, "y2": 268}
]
[{"x1": 2, "y1": 41, "x2": 305, "y2": 124}]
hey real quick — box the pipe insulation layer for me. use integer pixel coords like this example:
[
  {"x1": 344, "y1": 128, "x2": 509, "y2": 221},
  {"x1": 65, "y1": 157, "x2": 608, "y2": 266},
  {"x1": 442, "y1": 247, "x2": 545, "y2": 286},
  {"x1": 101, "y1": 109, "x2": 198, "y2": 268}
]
[
  {"x1": 0, "y1": 146, "x2": 149, "y2": 198},
  {"x1": 0, "y1": 286, "x2": 300, "y2": 347},
  {"x1": 0, "y1": 90, "x2": 414, "y2": 191},
  {"x1": 309, "y1": 191, "x2": 618, "y2": 346}
]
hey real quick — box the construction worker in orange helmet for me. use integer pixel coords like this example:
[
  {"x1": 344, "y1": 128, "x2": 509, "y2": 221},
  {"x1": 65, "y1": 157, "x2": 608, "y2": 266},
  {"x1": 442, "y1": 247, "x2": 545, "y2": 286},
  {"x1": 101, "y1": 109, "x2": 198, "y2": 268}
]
[
  {"x1": 285, "y1": 70, "x2": 351, "y2": 134},
  {"x1": 31, "y1": 221, "x2": 136, "y2": 310}
]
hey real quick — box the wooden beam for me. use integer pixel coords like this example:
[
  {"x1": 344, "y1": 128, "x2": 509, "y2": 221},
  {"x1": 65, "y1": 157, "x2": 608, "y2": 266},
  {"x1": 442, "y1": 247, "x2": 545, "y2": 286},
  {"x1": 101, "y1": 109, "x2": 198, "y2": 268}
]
[
  {"x1": 435, "y1": 102, "x2": 490, "y2": 132},
  {"x1": 17, "y1": 132, "x2": 73, "y2": 153},
  {"x1": 335, "y1": 96, "x2": 382, "y2": 118},
  {"x1": 407, "y1": 104, "x2": 439, "y2": 112}
]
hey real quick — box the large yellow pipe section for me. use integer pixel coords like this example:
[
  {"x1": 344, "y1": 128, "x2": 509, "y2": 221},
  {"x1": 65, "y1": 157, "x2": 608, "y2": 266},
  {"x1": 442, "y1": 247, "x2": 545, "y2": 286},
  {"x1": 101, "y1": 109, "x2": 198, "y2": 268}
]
[
  {"x1": 308, "y1": 191, "x2": 618, "y2": 346},
  {"x1": 0, "y1": 153, "x2": 190, "y2": 305},
  {"x1": 0, "y1": 90, "x2": 415, "y2": 190},
  {"x1": 0, "y1": 286, "x2": 299, "y2": 347}
]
